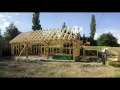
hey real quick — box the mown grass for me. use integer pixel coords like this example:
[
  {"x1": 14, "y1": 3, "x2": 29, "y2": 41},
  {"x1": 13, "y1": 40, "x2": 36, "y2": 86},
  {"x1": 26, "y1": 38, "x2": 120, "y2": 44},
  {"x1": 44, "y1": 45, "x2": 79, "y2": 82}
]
[
  {"x1": 114, "y1": 70, "x2": 120, "y2": 78},
  {"x1": 84, "y1": 46, "x2": 110, "y2": 51}
]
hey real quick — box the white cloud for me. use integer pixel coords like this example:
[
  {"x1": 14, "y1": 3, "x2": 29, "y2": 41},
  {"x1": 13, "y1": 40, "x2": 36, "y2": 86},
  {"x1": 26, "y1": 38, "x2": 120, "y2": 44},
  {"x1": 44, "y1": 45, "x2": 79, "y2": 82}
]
[
  {"x1": 15, "y1": 21, "x2": 19, "y2": 24},
  {"x1": 16, "y1": 13, "x2": 20, "y2": 15},
  {"x1": 79, "y1": 27, "x2": 83, "y2": 32},
  {"x1": 94, "y1": 33, "x2": 101, "y2": 40},
  {"x1": 0, "y1": 14, "x2": 12, "y2": 19},
  {"x1": 72, "y1": 26, "x2": 83, "y2": 34},
  {"x1": 1, "y1": 22, "x2": 10, "y2": 35},
  {"x1": 2, "y1": 19, "x2": 6, "y2": 22},
  {"x1": 1, "y1": 22, "x2": 10, "y2": 29}
]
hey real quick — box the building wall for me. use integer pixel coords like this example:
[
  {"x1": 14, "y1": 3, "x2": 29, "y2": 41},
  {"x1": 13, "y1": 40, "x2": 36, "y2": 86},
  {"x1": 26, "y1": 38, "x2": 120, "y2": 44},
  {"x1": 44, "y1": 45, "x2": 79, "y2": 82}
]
[
  {"x1": 73, "y1": 40, "x2": 80, "y2": 61},
  {"x1": 10, "y1": 42, "x2": 74, "y2": 60}
]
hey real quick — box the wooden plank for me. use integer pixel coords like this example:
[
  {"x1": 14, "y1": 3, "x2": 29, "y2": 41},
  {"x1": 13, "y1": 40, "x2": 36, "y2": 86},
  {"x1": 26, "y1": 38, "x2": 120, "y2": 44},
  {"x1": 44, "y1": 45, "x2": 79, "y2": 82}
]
[
  {"x1": 10, "y1": 28, "x2": 80, "y2": 44},
  {"x1": 16, "y1": 44, "x2": 27, "y2": 61},
  {"x1": 26, "y1": 43, "x2": 28, "y2": 58}
]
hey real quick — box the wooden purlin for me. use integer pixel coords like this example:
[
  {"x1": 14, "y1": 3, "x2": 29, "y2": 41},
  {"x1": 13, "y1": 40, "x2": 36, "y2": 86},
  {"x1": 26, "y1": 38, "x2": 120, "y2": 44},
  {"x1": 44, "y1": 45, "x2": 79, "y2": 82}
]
[
  {"x1": 18, "y1": 32, "x2": 26, "y2": 43},
  {"x1": 29, "y1": 30, "x2": 38, "y2": 42},
  {"x1": 9, "y1": 32, "x2": 24, "y2": 43},
  {"x1": 68, "y1": 32, "x2": 73, "y2": 40},
  {"x1": 35, "y1": 30, "x2": 42, "y2": 41},
  {"x1": 49, "y1": 30, "x2": 56, "y2": 40},
  {"x1": 44, "y1": 30, "x2": 51, "y2": 41},
  {"x1": 16, "y1": 44, "x2": 27, "y2": 61},
  {"x1": 9, "y1": 27, "x2": 80, "y2": 44},
  {"x1": 40, "y1": 30, "x2": 46, "y2": 40},
  {"x1": 18, "y1": 33, "x2": 26, "y2": 43},
  {"x1": 24, "y1": 32, "x2": 31, "y2": 42},
  {"x1": 28, "y1": 31, "x2": 35, "y2": 42},
  {"x1": 34, "y1": 30, "x2": 41, "y2": 41},
  {"x1": 32, "y1": 30, "x2": 40, "y2": 42}
]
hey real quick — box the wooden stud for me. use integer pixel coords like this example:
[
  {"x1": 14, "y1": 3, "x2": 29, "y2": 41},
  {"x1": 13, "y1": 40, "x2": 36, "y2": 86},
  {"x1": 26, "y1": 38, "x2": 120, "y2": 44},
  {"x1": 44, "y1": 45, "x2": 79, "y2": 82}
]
[
  {"x1": 16, "y1": 44, "x2": 27, "y2": 61},
  {"x1": 26, "y1": 43, "x2": 28, "y2": 58}
]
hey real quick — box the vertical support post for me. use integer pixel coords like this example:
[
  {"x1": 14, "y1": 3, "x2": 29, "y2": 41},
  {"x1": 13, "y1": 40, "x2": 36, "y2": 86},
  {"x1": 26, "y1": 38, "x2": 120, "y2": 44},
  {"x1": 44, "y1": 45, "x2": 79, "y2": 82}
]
[
  {"x1": 26, "y1": 43, "x2": 28, "y2": 58},
  {"x1": 69, "y1": 48, "x2": 71, "y2": 55},
  {"x1": 118, "y1": 53, "x2": 120, "y2": 62},
  {"x1": 0, "y1": 50, "x2": 2, "y2": 58},
  {"x1": 83, "y1": 49, "x2": 84, "y2": 57},
  {"x1": 73, "y1": 40, "x2": 80, "y2": 61},
  {"x1": 45, "y1": 43, "x2": 49, "y2": 59},
  {"x1": 44, "y1": 43, "x2": 45, "y2": 55},
  {"x1": 13, "y1": 44, "x2": 14, "y2": 55},
  {"x1": 11, "y1": 44, "x2": 13, "y2": 55},
  {"x1": 97, "y1": 50, "x2": 98, "y2": 58}
]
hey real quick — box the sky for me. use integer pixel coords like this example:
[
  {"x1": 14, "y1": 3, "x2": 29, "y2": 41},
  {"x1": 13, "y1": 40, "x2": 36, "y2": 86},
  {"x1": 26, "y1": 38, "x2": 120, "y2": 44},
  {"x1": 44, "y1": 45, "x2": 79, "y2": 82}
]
[{"x1": 0, "y1": 12, "x2": 120, "y2": 43}]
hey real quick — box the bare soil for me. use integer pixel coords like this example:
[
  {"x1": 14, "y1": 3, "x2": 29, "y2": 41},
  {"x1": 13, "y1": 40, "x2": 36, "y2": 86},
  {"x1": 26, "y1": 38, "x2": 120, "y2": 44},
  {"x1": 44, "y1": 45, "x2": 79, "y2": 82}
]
[{"x1": 0, "y1": 60, "x2": 119, "y2": 78}]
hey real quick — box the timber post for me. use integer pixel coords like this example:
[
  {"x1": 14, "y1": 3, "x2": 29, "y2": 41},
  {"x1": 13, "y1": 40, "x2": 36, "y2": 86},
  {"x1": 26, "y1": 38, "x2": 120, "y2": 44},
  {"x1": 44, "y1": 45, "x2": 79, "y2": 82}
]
[
  {"x1": 26, "y1": 42, "x2": 29, "y2": 58},
  {"x1": 73, "y1": 40, "x2": 80, "y2": 62}
]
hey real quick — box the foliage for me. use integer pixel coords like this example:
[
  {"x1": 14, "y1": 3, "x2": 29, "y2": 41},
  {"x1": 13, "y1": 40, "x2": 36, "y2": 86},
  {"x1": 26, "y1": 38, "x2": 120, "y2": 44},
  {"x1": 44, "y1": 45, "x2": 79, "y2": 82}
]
[
  {"x1": 4, "y1": 22, "x2": 21, "y2": 41},
  {"x1": 52, "y1": 54, "x2": 72, "y2": 60},
  {"x1": 97, "y1": 32, "x2": 119, "y2": 47},
  {"x1": 83, "y1": 34, "x2": 86, "y2": 43},
  {"x1": 108, "y1": 60, "x2": 120, "y2": 67},
  {"x1": 90, "y1": 14, "x2": 96, "y2": 39},
  {"x1": 0, "y1": 29, "x2": 2, "y2": 38},
  {"x1": 62, "y1": 22, "x2": 67, "y2": 28},
  {"x1": 0, "y1": 35, "x2": 3, "y2": 39},
  {"x1": 32, "y1": 12, "x2": 42, "y2": 31},
  {"x1": 84, "y1": 37, "x2": 97, "y2": 46},
  {"x1": 90, "y1": 39, "x2": 97, "y2": 46}
]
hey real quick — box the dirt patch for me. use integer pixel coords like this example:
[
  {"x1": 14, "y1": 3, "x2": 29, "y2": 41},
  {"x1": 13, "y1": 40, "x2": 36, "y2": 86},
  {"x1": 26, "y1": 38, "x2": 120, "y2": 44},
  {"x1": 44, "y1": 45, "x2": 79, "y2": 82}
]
[{"x1": 0, "y1": 60, "x2": 118, "y2": 78}]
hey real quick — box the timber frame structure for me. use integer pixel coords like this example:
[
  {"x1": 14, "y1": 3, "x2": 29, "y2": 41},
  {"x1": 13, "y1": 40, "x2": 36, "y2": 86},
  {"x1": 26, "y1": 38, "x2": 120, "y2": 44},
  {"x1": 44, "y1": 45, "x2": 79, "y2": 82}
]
[{"x1": 9, "y1": 27, "x2": 80, "y2": 61}]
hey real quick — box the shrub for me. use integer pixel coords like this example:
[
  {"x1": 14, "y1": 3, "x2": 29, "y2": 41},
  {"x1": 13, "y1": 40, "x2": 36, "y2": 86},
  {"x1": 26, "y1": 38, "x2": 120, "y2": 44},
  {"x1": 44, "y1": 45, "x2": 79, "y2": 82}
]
[
  {"x1": 52, "y1": 54, "x2": 72, "y2": 60},
  {"x1": 109, "y1": 60, "x2": 120, "y2": 67}
]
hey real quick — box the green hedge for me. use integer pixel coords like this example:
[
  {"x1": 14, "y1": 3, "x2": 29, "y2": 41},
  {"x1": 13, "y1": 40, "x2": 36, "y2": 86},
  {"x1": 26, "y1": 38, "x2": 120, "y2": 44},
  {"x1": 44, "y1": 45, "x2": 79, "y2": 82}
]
[
  {"x1": 52, "y1": 54, "x2": 72, "y2": 60},
  {"x1": 109, "y1": 60, "x2": 120, "y2": 67}
]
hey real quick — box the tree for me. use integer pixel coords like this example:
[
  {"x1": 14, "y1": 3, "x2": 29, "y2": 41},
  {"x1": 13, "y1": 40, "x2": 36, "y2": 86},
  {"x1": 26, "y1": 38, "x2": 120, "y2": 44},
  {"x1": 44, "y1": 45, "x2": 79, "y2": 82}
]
[
  {"x1": 97, "y1": 32, "x2": 119, "y2": 47},
  {"x1": 90, "y1": 14, "x2": 96, "y2": 39},
  {"x1": 83, "y1": 34, "x2": 86, "y2": 44},
  {"x1": 32, "y1": 12, "x2": 42, "y2": 31},
  {"x1": 62, "y1": 22, "x2": 67, "y2": 28},
  {"x1": 4, "y1": 22, "x2": 21, "y2": 41},
  {"x1": 0, "y1": 29, "x2": 2, "y2": 38}
]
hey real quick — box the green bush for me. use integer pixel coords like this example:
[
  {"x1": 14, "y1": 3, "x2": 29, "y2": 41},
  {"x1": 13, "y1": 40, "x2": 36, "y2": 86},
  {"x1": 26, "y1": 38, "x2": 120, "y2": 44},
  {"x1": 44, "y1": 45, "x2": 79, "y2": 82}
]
[
  {"x1": 52, "y1": 54, "x2": 72, "y2": 60},
  {"x1": 109, "y1": 60, "x2": 120, "y2": 67}
]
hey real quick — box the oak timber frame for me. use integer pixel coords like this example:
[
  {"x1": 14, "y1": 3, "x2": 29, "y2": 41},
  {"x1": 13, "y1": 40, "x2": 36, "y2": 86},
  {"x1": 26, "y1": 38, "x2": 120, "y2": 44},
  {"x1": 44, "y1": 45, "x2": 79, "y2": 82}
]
[{"x1": 9, "y1": 28, "x2": 80, "y2": 61}]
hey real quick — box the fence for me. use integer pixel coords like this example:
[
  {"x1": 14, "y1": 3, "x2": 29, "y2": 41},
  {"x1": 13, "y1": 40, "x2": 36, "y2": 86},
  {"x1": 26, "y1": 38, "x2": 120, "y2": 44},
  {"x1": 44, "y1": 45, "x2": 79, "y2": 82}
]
[{"x1": 0, "y1": 39, "x2": 11, "y2": 58}]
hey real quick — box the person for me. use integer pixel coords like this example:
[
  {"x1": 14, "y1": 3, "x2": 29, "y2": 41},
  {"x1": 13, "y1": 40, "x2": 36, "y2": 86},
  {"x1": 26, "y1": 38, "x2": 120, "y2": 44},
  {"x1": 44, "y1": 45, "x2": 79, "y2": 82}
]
[{"x1": 102, "y1": 48, "x2": 108, "y2": 65}]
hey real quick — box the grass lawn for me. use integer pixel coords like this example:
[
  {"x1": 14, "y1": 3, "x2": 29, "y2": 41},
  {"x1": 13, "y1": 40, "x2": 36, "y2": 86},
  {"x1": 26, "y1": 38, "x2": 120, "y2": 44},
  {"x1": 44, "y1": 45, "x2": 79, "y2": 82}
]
[
  {"x1": 83, "y1": 46, "x2": 110, "y2": 52},
  {"x1": 114, "y1": 70, "x2": 120, "y2": 78}
]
